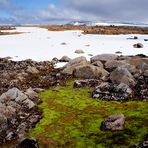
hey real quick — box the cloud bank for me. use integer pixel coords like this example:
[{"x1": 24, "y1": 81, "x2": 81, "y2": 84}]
[{"x1": 0, "y1": 0, "x2": 147, "y2": 24}]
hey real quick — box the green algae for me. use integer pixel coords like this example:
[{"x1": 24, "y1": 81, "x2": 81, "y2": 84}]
[{"x1": 28, "y1": 80, "x2": 148, "y2": 147}]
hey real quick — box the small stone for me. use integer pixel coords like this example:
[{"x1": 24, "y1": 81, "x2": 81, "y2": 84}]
[
  {"x1": 60, "y1": 42, "x2": 67, "y2": 45},
  {"x1": 101, "y1": 114, "x2": 125, "y2": 131},
  {"x1": 75, "y1": 49, "x2": 85, "y2": 54},
  {"x1": 133, "y1": 43, "x2": 143, "y2": 48},
  {"x1": 59, "y1": 56, "x2": 71, "y2": 62}
]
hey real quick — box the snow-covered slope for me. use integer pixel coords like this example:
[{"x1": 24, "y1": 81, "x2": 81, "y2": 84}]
[{"x1": 0, "y1": 27, "x2": 148, "y2": 62}]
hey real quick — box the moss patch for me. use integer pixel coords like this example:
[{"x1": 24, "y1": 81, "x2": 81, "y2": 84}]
[{"x1": 28, "y1": 80, "x2": 148, "y2": 148}]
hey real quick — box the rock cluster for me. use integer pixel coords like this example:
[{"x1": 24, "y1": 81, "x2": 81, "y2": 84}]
[
  {"x1": 61, "y1": 54, "x2": 148, "y2": 101},
  {"x1": 0, "y1": 87, "x2": 41, "y2": 144},
  {"x1": 0, "y1": 57, "x2": 71, "y2": 146},
  {"x1": 0, "y1": 58, "x2": 70, "y2": 95}
]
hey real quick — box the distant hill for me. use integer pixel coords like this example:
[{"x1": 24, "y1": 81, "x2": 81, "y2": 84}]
[{"x1": 65, "y1": 21, "x2": 148, "y2": 27}]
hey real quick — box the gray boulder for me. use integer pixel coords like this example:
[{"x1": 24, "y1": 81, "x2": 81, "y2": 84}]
[
  {"x1": 101, "y1": 114, "x2": 125, "y2": 131},
  {"x1": 62, "y1": 56, "x2": 88, "y2": 75},
  {"x1": 105, "y1": 60, "x2": 127, "y2": 71},
  {"x1": 73, "y1": 64, "x2": 109, "y2": 79},
  {"x1": 91, "y1": 54, "x2": 118, "y2": 63},
  {"x1": 110, "y1": 67, "x2": 135, "y2": 86},
  {"x1": 0, "y1": 88, "x2": 35, "y2": 110}
]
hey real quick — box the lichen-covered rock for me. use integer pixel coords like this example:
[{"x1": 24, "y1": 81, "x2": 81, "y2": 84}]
[{"x1": 93, "y1": 82, "x2": 133, "y2": 101}]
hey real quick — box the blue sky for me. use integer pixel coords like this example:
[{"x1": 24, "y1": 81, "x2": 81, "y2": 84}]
[{"x1": 0, "y1": 0, "x2": 148, "y2": 25}]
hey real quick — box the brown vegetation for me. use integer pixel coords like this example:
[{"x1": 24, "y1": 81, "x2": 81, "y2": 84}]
[{"x1": 41, "y1": 25, "x2": 148, "y2": 35}]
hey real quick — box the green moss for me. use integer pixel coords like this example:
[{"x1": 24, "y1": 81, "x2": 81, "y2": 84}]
[{"x1": 28, "y1": 80, "x2": 148, "y2": 147}]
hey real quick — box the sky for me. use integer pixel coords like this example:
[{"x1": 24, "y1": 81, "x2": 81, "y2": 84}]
[{"x1": 0, "y1": 0, "x2": 148, "y2": 25}]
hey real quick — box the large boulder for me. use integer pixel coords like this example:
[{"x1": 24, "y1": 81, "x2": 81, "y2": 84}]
[
  {"x1": 62, "y1": 56, "x2": 88, "y2": 75},
  {"x1": 105, "y1": 60, "x2": 127, "y2": 71},
  {"x1": 110, "y1": 67, "x2": 135, "y2": 86},
  {"x1": 91, "y1": 54, "x2": 118, "y2": 63},
  {"x1": 73, "y1": 64, "x2": 109, "y2": 79},
  {"x1": 101, "y1": 114, "x2": 125, "y2": 131}
]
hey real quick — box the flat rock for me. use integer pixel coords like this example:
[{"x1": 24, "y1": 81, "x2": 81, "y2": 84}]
[{"x1": 91, "y1": 54, "x2": 118, "y2": 63}]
